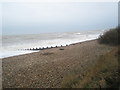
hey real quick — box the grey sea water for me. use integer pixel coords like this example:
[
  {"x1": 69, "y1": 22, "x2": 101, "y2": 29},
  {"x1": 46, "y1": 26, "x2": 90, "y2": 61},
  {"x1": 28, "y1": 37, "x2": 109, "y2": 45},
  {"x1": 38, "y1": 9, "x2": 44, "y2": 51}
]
[{"x1": 1, "y1": 30, "x2": 104, "y2": 58}]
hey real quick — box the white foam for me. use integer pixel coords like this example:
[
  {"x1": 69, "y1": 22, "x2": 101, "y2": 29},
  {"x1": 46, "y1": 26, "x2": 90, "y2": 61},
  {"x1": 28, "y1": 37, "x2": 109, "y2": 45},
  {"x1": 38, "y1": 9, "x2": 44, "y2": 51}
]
[
  {"x1": 0, "y1": 50, "x2": 37, "y2": 58},
  {"x1": 1, "y1": 31, "x2": 102, "y2": 58},
  {"x1": 75, "y1": 33, "x2": 81, "y2": 35}
]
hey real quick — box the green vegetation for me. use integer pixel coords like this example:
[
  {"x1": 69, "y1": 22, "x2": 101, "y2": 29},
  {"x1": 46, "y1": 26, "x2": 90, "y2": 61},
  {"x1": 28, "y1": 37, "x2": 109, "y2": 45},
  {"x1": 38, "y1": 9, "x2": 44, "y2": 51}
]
[{"x1": 98, "y1": 27, "x2": 120, "y2": 45}]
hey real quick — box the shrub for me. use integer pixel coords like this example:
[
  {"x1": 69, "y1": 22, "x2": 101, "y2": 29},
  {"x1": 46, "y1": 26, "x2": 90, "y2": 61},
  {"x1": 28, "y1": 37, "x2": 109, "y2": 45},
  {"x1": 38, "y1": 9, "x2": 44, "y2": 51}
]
[{"x1": 98, "y1": 27, "x2": 120, "y2": 45}]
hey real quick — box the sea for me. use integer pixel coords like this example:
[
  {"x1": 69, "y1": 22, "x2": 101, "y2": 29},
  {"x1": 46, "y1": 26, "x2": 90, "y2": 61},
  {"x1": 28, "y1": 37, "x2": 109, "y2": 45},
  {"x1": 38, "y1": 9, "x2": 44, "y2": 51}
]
[{"x1": 0, "y1": 30, "x2": 105, "y2": 58}]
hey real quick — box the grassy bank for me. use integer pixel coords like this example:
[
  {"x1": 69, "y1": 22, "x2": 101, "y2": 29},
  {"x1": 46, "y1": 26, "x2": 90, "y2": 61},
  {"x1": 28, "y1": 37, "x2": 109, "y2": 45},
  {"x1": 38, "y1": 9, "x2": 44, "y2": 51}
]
[
  {"x1": 61, "y1": 46, "x2": 119, "y2": 88},
  {"x1": 81, "y1": 47, "x2": 120, "y2": 88},
  {"x1": 61, "y1": 28, "x2": 120, "y2": 88}
]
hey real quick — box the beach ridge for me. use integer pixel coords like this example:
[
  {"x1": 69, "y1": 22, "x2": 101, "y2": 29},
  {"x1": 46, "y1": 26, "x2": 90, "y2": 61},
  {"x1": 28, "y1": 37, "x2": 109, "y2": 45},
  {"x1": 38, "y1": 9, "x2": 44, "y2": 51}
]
[{"x1": 2, "y1": 39, "x2": 115, "y2": 88}]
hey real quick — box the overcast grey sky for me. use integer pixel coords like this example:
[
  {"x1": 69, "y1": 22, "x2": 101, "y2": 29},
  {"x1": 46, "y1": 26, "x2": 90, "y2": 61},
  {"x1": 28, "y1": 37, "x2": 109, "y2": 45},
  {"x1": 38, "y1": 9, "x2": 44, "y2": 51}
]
[
  {"x1": 2, "y1": 2, "x2": 118, "y2": 35},
  {"x1": 0, "y1": 4, "x2": 2, "y2": 36}
]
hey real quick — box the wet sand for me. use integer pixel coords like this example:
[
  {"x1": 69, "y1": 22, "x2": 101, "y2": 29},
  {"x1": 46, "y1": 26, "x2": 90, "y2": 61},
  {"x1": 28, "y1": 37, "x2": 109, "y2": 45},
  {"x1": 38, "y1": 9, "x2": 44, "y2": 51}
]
[{"x1": 2, "y1": 40, "x2": 114, "y2": 88}]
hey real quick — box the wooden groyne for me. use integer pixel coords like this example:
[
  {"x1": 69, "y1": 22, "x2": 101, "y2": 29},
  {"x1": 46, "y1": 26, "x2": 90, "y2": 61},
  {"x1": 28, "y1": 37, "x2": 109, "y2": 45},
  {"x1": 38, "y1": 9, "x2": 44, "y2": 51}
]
[{"x1": 20, "y1": 44, "x2": 69, "y2": 51}]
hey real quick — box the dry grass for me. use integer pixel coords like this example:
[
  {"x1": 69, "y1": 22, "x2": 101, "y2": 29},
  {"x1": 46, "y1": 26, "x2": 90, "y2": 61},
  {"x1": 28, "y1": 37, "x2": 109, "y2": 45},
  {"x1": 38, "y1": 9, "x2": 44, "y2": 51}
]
[
  {"x1": 61, "y1": 46, "x2": 119, "y2": 88},
  {"x1": 82, "y1": 47, "x2": 119, "y2": 88}
]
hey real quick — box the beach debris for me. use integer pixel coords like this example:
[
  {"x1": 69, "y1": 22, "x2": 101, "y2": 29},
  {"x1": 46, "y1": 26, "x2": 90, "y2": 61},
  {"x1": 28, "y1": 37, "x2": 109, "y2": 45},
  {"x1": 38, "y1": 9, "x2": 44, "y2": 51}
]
[
  {"x1": 59, "y1": 48, "x2": 64, "y2": 50},
  {"x1": 42, "y1": 52, "x2": 54, "y2": 55}
]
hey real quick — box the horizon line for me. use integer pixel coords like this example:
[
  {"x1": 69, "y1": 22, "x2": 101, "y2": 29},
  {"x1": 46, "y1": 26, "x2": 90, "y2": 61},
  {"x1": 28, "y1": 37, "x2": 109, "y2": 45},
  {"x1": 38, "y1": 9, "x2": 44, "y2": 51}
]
[{"x1": 0, "y1": 0, "x2": 119, "y2": 3}]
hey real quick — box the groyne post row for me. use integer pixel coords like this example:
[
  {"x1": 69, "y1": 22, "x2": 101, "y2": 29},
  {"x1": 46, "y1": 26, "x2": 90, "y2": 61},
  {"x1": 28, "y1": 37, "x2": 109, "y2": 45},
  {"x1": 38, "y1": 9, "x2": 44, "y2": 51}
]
[{"x1": 21, "y1": 44, "x2": 69, "y2": 51}]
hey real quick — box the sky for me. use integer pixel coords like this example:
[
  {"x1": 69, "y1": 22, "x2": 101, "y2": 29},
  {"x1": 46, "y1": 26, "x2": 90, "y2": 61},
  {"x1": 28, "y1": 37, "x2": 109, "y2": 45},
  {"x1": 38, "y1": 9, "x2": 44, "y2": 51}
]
[
  {"x1": 0, "y1": 0, "x2": 119, "y2": 2},
  {"x1": 1, "y1": 1, "x2": 118, "y2": 35},
  {"x1": 118, "y1": 2, "x2": 120, "y2": 27},
  {"x1": 0, "y1": 4, "x2": 2, "y2": 36}
]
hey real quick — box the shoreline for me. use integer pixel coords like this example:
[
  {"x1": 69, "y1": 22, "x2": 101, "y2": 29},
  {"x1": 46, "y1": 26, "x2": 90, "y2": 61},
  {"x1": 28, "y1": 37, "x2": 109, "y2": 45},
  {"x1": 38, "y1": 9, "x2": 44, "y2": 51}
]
[
  {"x1": 2, "y1": 39, "x2": 97, "y2": 59},
  {"x1": 2, "y1": 39, "x2": 114, "y2": 88}
]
